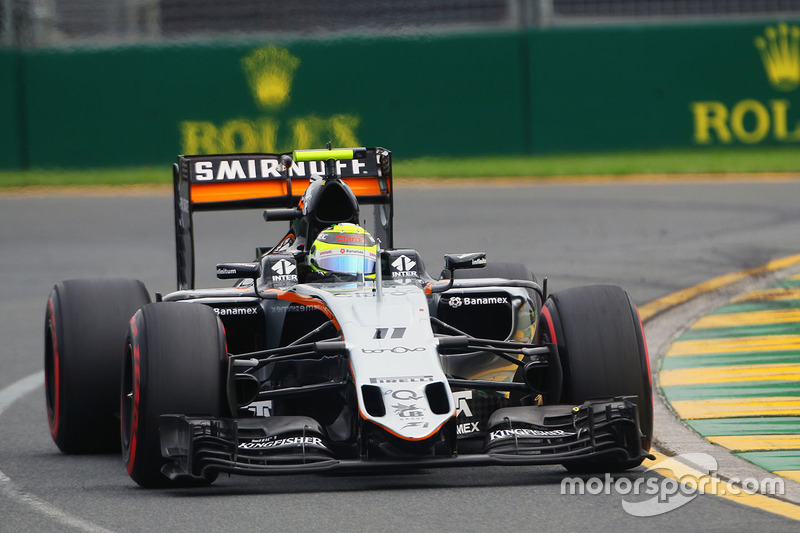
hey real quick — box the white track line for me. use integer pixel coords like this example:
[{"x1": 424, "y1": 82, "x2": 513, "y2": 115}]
[
  {"x1": 0, "y1": 371, "x2": 114, "y2": 533},
  {"x1": 0, "y1": 372, "x2": 44, "y2": 416}
]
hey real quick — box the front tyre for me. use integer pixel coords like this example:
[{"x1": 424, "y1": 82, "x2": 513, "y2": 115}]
[
  {"x1": 121, "y1": 302, "x2": 228, "y2": 487},
  {"x1": 542, "y1": 285, "x2": 653, "y2": 472},
  {"x1": 45, "y1": 279, "x2": 150, "y2": 453}
]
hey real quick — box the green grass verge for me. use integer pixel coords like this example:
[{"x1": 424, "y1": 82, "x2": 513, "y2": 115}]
[
  {"x1": 397, "y1": 146, "x2": 800, "y2": 178},
  {"x1": 2, "y1": 146, "x2": 799, "y2": 188},
  {"x1": 0, "y1": 166, "x2": 168, "y2": 188}
]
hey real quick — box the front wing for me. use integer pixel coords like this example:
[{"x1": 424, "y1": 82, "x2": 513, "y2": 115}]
[{"x1": 159, "y1": 398, "x2": 652, "y2": 480}]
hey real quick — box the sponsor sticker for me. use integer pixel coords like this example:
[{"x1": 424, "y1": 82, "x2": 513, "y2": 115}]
[
  {"x1": 489, "y1": 428, "x2": 575, "y2": 441},
  {"x1": 369, "y1": 375, "x2": 434, "y2": 384},
  {"x1": 452, "y1": 390, "x2": 474, "y2": 417},
  {"x1": 317, "y1": 248, "x2": 376, "y2": 260},
  {"x1": 268, "y1": 303, "x2": 316, "y2": 314},
  {"x1": 457, "y1": 422, "x2": 481, "y2": 435},
  {"x1": 317, "y1": 232, "x2": 376, "y2": 246},
  {"x1": 270, "y1": 259, "x2": 298, "y2": 281},
  {"x1": 238, "y1": 436, "x2": 324, "y2": 450},
  {"x1": 447, "y1": 295, "x2": 508, "y2": 308},
  {"x1": 392, "y1": 403, "x2": 426, "y2": 418},
  {"x1": 191, "y1": 156, "x2": 377, "y2": 183},
  {"x1": 213, "y1": 307, "x2": 259, "y2": 316},
  {"x1": 361, "y1": 347, "x2": 426, "y2": 354},
  {"x1": 391, "y1": 255, "x2": 418, "y2": 278}
]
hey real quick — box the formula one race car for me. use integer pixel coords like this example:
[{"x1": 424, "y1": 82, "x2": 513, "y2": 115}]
[{"x1": 44, "y1": 147, "x2": 654, "y2": 487}]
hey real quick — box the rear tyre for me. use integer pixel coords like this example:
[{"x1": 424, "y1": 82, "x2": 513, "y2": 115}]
[
  {"x1": 45, "y1": 279, "x2": 150, "y2": 453},
  {"x1": 121, "y1": 302, "x2": 228, "y2": 487},
  {"x1": 541, "y1": 285, "x2": 652, "y2": 472}
]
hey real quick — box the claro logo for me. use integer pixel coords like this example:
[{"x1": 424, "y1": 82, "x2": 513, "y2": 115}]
[
  {"x1": 181, "y1": 46, "x2": 360, "y2": 154},
  {"x1": 336, "y1": 234, "x2": 365, "y2": 243}
]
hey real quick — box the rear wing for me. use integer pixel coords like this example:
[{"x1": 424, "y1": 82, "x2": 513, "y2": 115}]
[{"x1": 173, "y1": 147, "x2": 393, "y2": 290}]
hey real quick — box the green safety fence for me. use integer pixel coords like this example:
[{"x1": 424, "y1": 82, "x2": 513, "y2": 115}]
[{"x1": 0, "y1": 48, "x2": 22, "y2": 168}]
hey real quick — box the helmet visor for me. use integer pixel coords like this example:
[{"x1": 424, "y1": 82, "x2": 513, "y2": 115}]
[{"x1": 314, "y1": 252, "x2": 376, "y2": 275}]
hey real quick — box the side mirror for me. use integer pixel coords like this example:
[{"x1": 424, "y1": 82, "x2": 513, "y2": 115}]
[
  {"x1": 216, "y1": 262, "x2": 261, "y2": 280},
  {"x1": 444, "y1": 252, "x2": 487, "y2": 271},
  {"x1": 429, "y1": 253, "x2": 487, "y2": 294}
]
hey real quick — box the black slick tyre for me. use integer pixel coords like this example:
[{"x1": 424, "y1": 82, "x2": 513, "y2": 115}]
[
  {"x1": 121, "y1": 302, "x2": 228, "y2": 487},
  {"x1": 45, "y1": 279, "x2": 150, "y2": 453},
  {"x1": 541, "y1": 285, "x2": 653, "y2": 472}
]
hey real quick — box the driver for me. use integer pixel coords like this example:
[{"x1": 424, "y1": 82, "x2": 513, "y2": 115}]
[{"x1": 307, "y1": 223, "x2": 378, "y2": 281}]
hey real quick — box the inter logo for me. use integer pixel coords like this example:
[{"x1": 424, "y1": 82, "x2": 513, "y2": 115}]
[
  {"x1": 391, "y1": 255, "x2": 419, "y2": 278},
  {"x1": 270, "y1": 259, "x2": 298, "y2": 282},
  {"x1": 271, "y1": 259, "x2": 296, "y2": 276}
]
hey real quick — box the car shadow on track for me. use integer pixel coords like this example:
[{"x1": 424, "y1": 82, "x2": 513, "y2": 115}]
[{"x1": 158, "y1": 465, "x2": 655, "y2": 498}]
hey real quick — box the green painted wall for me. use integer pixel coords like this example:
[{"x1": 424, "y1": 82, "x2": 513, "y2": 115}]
[
  {"x1": 4, "y1": 19, "x2": 800, "y2": 169},
  {"x1": 0, "y1": 49, "x2": 22, "y2": 168},
  {"x1": 527, "y1": 21, "x2": 800, "y2": 153},
  {"x1": 22, "y1": 33, "x2": 526, "y2": 168}
]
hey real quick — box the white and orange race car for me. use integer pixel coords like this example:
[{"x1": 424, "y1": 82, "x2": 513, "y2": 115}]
[{"x1": 44, "y1": 147, "x2": 653, "y2": 487}]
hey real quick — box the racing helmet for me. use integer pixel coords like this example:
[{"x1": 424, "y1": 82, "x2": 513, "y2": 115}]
[{"x1": 309, "y1": 223, "x2": 378, "y2": 279}]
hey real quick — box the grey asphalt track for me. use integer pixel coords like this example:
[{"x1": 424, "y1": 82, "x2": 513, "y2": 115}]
[{"x1": 2, "y1": 178, "x2": 800, "y2": 532}]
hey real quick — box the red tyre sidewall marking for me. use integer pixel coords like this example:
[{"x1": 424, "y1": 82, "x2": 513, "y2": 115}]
[
  {"x1": 47, "y1": 298, "x2": 60, "y2": 439},
  {"x1": 634, "y1": 306, "x2": 653, "y2": 391},
  {"x1": 540, "y1": 305, "x2": 557, "y2": 345},
  {"x1": 633, "y1": 304, "x2": 653, "y2": 450},
  {"x1": 126, "y1": 316, "x2": 141, "y2": 475},
  {"x1": 221, "y1": 322, "x2": 228, "y2": 358}
]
